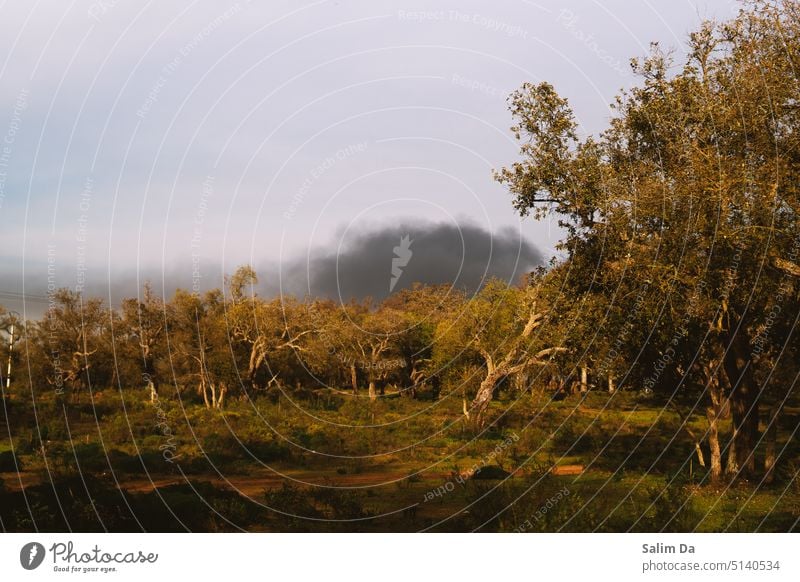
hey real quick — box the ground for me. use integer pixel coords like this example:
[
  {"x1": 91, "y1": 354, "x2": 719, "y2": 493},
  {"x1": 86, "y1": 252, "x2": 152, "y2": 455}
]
[{"x1": 1, "y1": 387, "x2": 797, "y2": 532}]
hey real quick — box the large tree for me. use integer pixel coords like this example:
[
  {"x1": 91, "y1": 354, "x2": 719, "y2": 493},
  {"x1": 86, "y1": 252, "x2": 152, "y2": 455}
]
[{"x1": 495, "y1": 1, "x2": 800, "y2": 478}]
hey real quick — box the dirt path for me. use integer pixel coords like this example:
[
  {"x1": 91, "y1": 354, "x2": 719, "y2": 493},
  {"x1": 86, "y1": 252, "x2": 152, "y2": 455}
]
[
  {"x1": 122, "y1": 468, "x2": 448, "y2": 496},
  {"x1": 1, "y1": 467, "x2": 452, "y2": 495}
]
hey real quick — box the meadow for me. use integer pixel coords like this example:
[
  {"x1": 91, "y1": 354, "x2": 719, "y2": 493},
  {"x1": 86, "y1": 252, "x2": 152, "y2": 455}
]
[{"x1": 2, "y1": 387, "x2": 796, "y2": 532}]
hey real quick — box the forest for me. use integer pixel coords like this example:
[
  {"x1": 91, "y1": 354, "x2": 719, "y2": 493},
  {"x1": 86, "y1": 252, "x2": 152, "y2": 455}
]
[{"x1": 1, "y1": 0, "x2": 799, "y2": 532}]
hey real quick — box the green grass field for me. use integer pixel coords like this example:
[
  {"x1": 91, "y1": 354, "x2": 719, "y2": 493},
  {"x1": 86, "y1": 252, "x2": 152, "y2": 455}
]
[{"x1": 1, "y1": 387, "x2": 797, "y2": 532}]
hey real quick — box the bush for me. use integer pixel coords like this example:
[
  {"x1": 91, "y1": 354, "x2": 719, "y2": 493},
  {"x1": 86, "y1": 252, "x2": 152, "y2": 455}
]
[
  {"x1": 0, "y1": 450, "x2": 22, "y2": 472},
  {"x1": 632, "y1": 479, "x2": 699, "y2": 532}
]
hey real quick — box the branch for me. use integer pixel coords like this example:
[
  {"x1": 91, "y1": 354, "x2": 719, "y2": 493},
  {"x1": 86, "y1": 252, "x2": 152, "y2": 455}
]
[
  {"x1": 521, "y1": 306, "x2": 545, "y2": 338},
  {"x1": 477, "y1": 346, "x2": 495, "y2": 374},
  {"x1": 278, "y1": 328, "x2": 313, "y2": 352},
  {"x1": 533, "y1": 347, "x2": 567, "y2": 359},
  {"x1": 505, "y1": 347, "x2": 567, "y2": 376},
  {"x1": 355, "y1": 338, "x2": 367, "y2": 359},
  {"x1": 771, "y1": 255, "x2": 800, "y2": 278}
]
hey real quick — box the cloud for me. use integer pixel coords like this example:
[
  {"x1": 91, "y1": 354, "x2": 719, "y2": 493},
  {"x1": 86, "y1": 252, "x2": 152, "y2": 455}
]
[
  {"x1": 269, "y1": 220, "x2": 542, "y2": 302},
  {"x1": 0, "y1": 221, "x2": 542, "y2": 317}
]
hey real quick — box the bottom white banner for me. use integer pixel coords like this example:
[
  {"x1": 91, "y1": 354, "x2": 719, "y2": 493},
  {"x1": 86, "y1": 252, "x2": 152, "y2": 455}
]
[{"x1": 0, "y1": 533, "x2": 796, "y2": 581}]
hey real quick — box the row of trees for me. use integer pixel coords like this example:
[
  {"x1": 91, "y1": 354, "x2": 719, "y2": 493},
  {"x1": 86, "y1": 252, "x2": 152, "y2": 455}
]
[{"x1": 2, "y1": 276, "x2": 566, "y2": 424}]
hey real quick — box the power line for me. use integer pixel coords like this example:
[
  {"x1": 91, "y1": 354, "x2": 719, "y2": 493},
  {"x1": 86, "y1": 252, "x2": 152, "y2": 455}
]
[{"x1": 0, "y1": 290, "x2": 50, "y2": 304}]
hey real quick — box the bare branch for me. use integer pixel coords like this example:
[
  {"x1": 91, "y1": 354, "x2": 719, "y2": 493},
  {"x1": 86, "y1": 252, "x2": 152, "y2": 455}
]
[{"x1": 771, "y1": 255, "x2": 800, "y2": 278}]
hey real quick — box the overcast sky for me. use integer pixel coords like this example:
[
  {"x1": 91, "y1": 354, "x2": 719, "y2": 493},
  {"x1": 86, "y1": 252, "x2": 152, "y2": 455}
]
[{"x1": 0, "y1": 0, "x2": 738, "y2": 315}]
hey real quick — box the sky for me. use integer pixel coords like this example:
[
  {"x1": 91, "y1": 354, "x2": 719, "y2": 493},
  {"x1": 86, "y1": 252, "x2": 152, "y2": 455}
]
[{"x1": 0, "y1": 0, "x2": 739, "y2": 316}]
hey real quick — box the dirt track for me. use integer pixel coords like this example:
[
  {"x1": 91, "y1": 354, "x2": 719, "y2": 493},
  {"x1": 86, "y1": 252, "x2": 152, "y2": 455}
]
[{"x1": 1, "y1": 467, "x2": 450, "y2": 497}]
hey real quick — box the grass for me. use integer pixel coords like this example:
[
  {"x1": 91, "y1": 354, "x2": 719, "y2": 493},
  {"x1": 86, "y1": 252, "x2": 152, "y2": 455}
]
[{"x1": 0, "y1": 387, "x2": 797, "y2": 532}]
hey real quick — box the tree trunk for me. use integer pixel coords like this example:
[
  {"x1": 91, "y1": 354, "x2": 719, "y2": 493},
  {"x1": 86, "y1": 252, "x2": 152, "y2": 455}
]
[
  {"x1": 764, "y1": 405, "x2": 779, "y2": 484},
  {"x1": 607, "y1": 375, "x2": 615, "y2": 393},
  {"x1": 722, "y1": 333, "x2": 759, "y2": 476},
  {"x1": 368, "y1": 380, "x2": 377, "y2": 402},
  {"x1": 469, "y1": 341, "x2": 563, "y2": 428},
  {"x1": 217, "y1": 382, "x2": 227, "y2": 409},
  {"x1": 248, "y1": 344, "x2": 260, "y2": 391},
  {"x1": 350, "y1": 364, "x2": 359, "y2": 394},
  {"x1": 669, "y1": 401, "x2": 707, "y2": 475},
  {"x1": 706, "y1": 407, "x2": 722, "y2": 482},
  {"x1": 725, "y1": 426, "x2": 739, "y2": 476},
  {"x1": 694, "y1": 442, "x2": 706, "y2": 468},
  {"x1": 200, "y1": 379, "x2": 210, "y2": 409},
  {"x1": 148, "y1": 380, "x2": 157, "y2": 403},
  {"x1": 580, "y1": 366, "x2": 588, "y2": 393},
  {"x1": 472, "y1": 371, "x2": 503, "y2": 428},
  {"x1": 702, "y1": 359, "x2": 726, "y2": 483}
]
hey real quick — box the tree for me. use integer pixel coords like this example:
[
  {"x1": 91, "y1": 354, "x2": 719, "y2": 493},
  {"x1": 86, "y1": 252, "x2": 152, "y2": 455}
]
[
  {"x1": 226, "y1": 266, "x2": 315, "y2": 394},
  {"x1": 435, "y1": 279, "x2": 564, "y2": 428},
  {"x1": 168, "y1": 289, "x2": 235, "y2": 409},
  {"x1": 383, "y1": 283, "x2": 465, "y2": 398},
  {"x1": 0, "y1": 307, "x2": 23, "y2": 391},
  {"x1": 495, "y1": 1, "x2": 800, "y2": 479},
  {"x1": 348, "y1": 303, "x2": 405, "y2": 402},
  {"x1": 120, "y1": 282, "x2": 166, "y2": 402},
  {"x1": 39, "y1": 289, "x2": 106, "y2": 398}
]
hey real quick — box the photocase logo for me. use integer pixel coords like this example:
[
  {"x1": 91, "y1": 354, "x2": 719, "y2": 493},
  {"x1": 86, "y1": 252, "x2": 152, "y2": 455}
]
[
  {"x1": 20, "y1": 542, "x2": 45, "y2": 570},
  {"x1": 389, "y1": 234, "x2": 413, "y2": 292}
]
